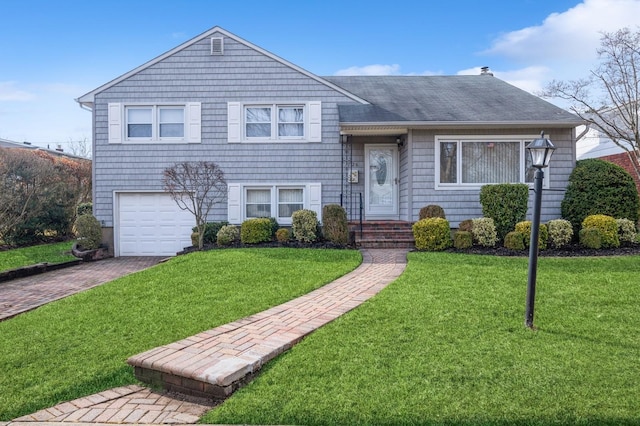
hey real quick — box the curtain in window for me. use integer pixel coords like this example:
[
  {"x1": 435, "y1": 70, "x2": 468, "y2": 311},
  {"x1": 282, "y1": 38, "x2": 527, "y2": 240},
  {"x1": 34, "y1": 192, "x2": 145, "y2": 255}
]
[
  {"x1": 440, "y1": 142, "x2": 457, "y2": 183},
  {"x1": 127, "y1": 108, "x2": 152, "y2": 137},
  {"x1": 278, "y1": 107, "x2": 304, "y2": 137},
  {"x1": 462, "y1": 141, "x2": 519, "y2": 183},
  {"x1": 159, "y1": 108, "x2": 184, "y2": 137},
  {"x1": 278, "y1": 188, "x2": 303, "y2": 217},
  {"x1": 246, "y1": 189, "x2": 271, "y2": 217},
  {"x1": 246, "y1": 108, "x2": 271, "y2": 137}
]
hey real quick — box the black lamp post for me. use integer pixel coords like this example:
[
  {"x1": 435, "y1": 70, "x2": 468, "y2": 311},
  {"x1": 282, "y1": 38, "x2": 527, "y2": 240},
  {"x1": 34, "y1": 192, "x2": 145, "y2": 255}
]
[{"x1": 525, "y1": 131, "x2": 555, "y2": 329}]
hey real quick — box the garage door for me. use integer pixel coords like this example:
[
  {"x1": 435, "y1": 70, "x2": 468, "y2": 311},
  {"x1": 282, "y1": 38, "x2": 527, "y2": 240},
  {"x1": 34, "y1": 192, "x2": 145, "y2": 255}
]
[{"x1": 117, "y1": 193, "x2": 194, "y2": 256}]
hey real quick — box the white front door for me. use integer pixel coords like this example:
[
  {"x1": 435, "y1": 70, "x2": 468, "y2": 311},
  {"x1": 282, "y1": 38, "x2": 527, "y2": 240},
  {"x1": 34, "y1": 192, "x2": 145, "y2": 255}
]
[{"x1": 365, "y1": 144, "x2": 399, "y2": 218}]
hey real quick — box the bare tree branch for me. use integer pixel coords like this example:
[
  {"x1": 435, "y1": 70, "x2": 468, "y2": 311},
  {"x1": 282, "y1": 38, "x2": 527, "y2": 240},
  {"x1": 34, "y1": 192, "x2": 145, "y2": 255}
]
[
  {"x1": 162, "y1": 161, "x2": 227, "y2": 250},
  {"x1": 540, "y1": 27, "x2": 640, "y2": 182}
]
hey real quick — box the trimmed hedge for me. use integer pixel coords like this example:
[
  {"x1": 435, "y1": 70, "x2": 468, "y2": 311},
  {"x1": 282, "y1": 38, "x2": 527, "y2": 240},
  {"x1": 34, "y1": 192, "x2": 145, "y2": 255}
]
[
  {"x1": 547, "y1": 219, "x2": 573, "y2": 249},
  {"x1": 292, "y1": 209, "x2": 319, "y2": 243},
  {"x1": 479, "y1": 183, "x2": 529, "y2": 241},
  {"x1": 453, "y1": 230, "x2": 473, "y2": 249},
  {"x1": 581, "y1": 214, "x2": 619, "y2": 248},
  {"x1": 322, "y1": 204, "x2": 349, "y2": 245},
  {"x1": 412, "y1": 218, "x2": 452, "y2": 251},
  {"x1": 504, "y1": 231, "x2": 526, "y2": 251},
  {"x1": 562, "y1": 159, "x2": 639, "y2": 233},
  {"x1": 240, "y1": 218, "x2": 273, "y2": 244},
  {"x1": 419, "y1": 205, "x2": 446, "y2": 220},
  {"x1": 74, "y1": 214, "x2": 102, "y2": 250},
  {"x1": 471, "y1": 217, "x2": 498, "y2": 247},
  {"x1": 514, "y1": 220, "x2": 548, "y2": 250}
]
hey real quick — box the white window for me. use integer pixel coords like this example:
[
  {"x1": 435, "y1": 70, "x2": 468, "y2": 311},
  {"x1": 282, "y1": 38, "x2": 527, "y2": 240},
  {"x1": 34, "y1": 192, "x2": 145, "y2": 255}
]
[
  {"x1": 227, "y1": 101, "x2": 322, "y2": 143},
  {"x1": 435, "y1": 135, "x2": 545, "y2": 189},
  {"x1": 227, "y1": 183, "x2": 322, "y2": 225},
  {"x1": 108, "y1": 102, "x2": 201, "y2": 144}
]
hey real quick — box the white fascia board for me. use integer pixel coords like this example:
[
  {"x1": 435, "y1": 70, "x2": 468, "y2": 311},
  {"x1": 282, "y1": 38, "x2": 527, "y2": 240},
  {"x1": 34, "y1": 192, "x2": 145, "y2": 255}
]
[{"x1": 340, "y1": 120, "x2": 585, "y2": 129}]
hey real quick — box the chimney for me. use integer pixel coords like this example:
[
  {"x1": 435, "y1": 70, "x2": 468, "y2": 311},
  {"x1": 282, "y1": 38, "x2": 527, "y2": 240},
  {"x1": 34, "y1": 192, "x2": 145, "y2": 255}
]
[
  {"x1": 480, "y1": 66, "x2": 494, "y2": 76},
  {"x1": 56, "y1": 144, "x2": 64, "y2": 152}
]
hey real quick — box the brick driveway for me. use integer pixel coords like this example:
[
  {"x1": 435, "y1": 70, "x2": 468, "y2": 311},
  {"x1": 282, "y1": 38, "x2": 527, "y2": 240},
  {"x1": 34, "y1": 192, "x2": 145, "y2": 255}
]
[{"x1": 0, "y1": 257, "x2": 163, "y2": 321}]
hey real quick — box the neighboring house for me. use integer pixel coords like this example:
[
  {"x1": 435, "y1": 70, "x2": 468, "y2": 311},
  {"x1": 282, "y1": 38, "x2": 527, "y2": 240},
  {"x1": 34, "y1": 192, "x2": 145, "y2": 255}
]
[
  {"x1": 576, "y1": 125, "x2": 640, "y2": 194},
  {"x1": 76, "y1": 26, "x2": 583, "y2": 257},
  {"x1": 0, "y1": 137, "x2": 86, "y2": 160}
]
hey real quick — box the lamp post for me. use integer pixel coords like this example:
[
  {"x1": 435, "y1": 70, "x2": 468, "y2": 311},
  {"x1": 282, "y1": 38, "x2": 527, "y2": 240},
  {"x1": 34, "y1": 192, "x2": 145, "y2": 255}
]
[{"x1": 525, "y1": 131, "x2": 555, "y2": 329}]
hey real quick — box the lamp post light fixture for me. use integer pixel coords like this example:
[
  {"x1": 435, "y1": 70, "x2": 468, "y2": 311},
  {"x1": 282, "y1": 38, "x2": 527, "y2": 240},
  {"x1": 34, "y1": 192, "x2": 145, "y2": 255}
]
[{"x1": 524, "y1": 131, "x2": 556, "y2": 329}]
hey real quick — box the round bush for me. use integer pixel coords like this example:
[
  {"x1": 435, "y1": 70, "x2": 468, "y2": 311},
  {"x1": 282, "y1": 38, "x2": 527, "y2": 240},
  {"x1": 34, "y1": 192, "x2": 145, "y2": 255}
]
[
  {"x1": 458, "y1": 219, "x2": 473, "y2": 233},
  {"x1": 275, "y1": 228, "x2": 291, "y2": 242},
  {"x1": 240, "y1": 218, "x2": 272, "y2": 244},
  {"x1": 419, "y1": 205, "x2": 446, "y2": 220},
  {"x1": 579, "y1": 227, "x2": 602, "y2": 249},
  {"x1": 412, "y1": 218, "x2": 452, "y2": 251},
  {"x1": 453, "y1": 230, "x2": 473, "y2": 249},
  {"x1": 504, "y1": 231, "x2": 526, "y2": 251},
  {"x1": 292, "y1": 209, "x2": 319, "y2": 243},
  {"x1": 547, "y1": 219, "x2": 573, "y2": 248},
  {"x1": 73, "y1": 214, "x2": 102, "y2": 250},
  {"x1": 471, "y1": 217, "x2": 498, "y2": 247},
  {"x1": 217, "y1": 225, "x2": 239, "y2": 246},
  {"x1": 514, "y1": 221, "x2": 548, "y2": 250},
  {"x1": 562, "y1": 159, "x2": 639, "y2": 233},
  {"x1": 581, "y1": 214, "x2": 619, "y2": 248},
  {"x1": 616, "y1": 218, "x2": 637, "y2": 244}
]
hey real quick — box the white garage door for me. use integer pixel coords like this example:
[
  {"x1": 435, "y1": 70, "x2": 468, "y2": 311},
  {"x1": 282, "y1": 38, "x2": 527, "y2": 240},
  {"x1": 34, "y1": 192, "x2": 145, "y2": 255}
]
[{"x1": 117, "y1": 193, "x2": 194, "y2": 256}]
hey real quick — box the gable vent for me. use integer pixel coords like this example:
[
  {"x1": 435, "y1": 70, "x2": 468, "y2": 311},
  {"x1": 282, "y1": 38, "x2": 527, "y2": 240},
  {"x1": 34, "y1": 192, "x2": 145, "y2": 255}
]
[{"x1": 211, "y1": 37, "x2": 224, "y2": 55}]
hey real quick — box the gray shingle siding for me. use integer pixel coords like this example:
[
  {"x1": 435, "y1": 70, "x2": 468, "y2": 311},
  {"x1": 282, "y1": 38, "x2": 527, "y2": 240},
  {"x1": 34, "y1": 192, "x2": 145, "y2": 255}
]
[{"x1": 92, "y1": 33, "x2": 357, "y2": 226}]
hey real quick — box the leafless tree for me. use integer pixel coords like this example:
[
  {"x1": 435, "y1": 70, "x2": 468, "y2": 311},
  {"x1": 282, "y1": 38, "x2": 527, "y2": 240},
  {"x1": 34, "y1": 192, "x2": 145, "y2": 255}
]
[
  {"x1": 162, "y1": 161, "x2": 227, "y2": 250},
  {"x1": 67, "y1": 137, "x2": 92, "y2": 159},
  {"x1": 541, "y1": 27, "x2": 640, "y2": 181}
]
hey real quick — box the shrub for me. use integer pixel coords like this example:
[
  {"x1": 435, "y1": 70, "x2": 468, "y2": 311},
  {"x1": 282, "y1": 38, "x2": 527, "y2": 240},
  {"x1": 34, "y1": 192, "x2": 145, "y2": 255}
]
[
  {"x1": 76, "y1": 202, "x2": 93, "y2": 216},
  {"x1": 562, "y1": 159, "x2": 640, "y2": 234},
  {"x1": 514, "y1": 221, "x2": 548, "y2": 250},
  {"x1": 322, "y1": 204, "x2": 349, "y2": 245},
  {"x1": 479, "y1": 183, "x2": 529, "y2": 240},
  {"x1": 268, "y1": 217, "x2": 280, "y2": 237},
  {"x1": 73, "y1": 214, "x2": 102, "y2": 250},
  {"x1": 616, "y1": 218, "x2": 637, "y2": 244},
  {"x1": 240, "y1": 218, "x2": 272, "y2": 244},
  {"x1": 581, "y1": 214, "x2": 619, "y2": 248},
  {"x1": 292, "y1": 209, "x2": 319, "y2": 243},
  {"x1": 579, "y1": 227, "x2": 602, "y2": 249},
  {"x1": 193, "y1": 221, "x2": 229, "y2": 245},
  {"x1": 547, "y1": 219, "x2": 574, "y2": 249},
  {"x1": 458, "y1": 219, "x2": 473, "y2": 233},
  {"x1": 471, "y1": 218, "x2": 498, "y2": 247},
  {"x1": 217, "y1": 225, "x2": 239, "y2": 246},
  {"x1": 504, "y1": 231, "x2": 526, "y2": 251},
  {"x1": 419, "y1": 205, "x2": 446, "y2": 220},
  {"x1": 412, "y1": 218, "x2": 452, "y2": 251},
  {"x1": 275, "y1": 228, "x2": 291, "y2": 243},
  {"x1": 453, "y1": 230, "x2": 473, "y2": 249}
]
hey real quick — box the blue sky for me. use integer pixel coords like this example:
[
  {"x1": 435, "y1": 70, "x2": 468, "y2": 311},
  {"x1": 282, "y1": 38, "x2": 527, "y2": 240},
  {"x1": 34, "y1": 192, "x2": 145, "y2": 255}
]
[{"x1": 1, "y1": 0, "x2": 639, "y2": 149}]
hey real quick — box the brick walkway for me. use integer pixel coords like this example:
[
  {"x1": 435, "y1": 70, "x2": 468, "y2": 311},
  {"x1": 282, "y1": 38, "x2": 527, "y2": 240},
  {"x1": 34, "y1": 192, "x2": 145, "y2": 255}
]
[
  {"x1": 6, "y1": 248, "x2": 409, "y2": 425},
  {"x1": 0, "y1": 257, "x2": 163, "y2": 321}
]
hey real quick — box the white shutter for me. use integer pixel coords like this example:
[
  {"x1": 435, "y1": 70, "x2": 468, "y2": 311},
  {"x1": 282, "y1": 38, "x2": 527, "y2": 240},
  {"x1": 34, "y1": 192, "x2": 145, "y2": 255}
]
[
  {"x1": 227, "y1": 102, "x2": 242, "y2": 143},
  {"x1": 227, "y1": 183, "x2": 242, "y2": 224},
  {"x1": 108, "y1": 103, "x2": 122, "y2": 143},
  {"x1": 185, "y1": 102, "x2": 201, "y2": 143},
  {"x1": 308, "y1": 183, "x2": 322, "y2": 221},
  {"x1": 308, "y1": 101, "x2": 322, "y2": 142}
]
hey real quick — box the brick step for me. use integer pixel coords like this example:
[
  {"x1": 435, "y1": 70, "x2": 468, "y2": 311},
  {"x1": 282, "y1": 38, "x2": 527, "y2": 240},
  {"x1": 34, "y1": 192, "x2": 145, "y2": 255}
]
[{"x1": 350, "y1": 221, "x2": 415, "y2": 249}]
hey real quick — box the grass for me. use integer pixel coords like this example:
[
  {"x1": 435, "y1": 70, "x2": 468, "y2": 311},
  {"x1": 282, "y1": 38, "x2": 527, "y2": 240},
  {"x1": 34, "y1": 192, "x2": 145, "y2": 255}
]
[
  {"x1": 203, "y1": 252, "x2": 640, "y2": 425},
  {"x1": 0, "y1": 241, "x2": 76, "y2": 272},
  {"x1": 0, "y1": 248, "x2": 361, "y2": 420}
]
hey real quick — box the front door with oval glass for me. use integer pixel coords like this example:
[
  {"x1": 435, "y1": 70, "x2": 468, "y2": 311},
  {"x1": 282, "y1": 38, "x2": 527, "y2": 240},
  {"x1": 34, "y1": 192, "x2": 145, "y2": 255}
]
[{"x1": 365, "y1": 144, "x2": 398, "y2": 218}]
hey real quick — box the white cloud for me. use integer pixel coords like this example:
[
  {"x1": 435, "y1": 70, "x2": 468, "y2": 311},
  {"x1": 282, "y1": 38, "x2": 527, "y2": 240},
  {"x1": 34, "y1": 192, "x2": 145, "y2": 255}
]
[
  {"x1": 483, "y1": 0, "x2": 640, "y2": 65},
  {"x1": 335, "y1": 64, "x2": 401, "y2": 76},
  {"x1": 458, "y1": 66, "x2": 552, "y2": 94}
]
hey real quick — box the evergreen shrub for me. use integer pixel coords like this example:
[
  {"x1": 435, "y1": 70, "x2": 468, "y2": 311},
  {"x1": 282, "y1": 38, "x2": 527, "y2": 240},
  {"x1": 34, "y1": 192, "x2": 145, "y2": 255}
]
[
  {"x1": 581, "y1": 214, "x2": 619, "y2": 248},
  {"x1": 547, "y1": 219, "x2": 573, "y2": 249},
  {"x1": 479, "y1": 183, "x2": 529, "y2": 240},
  {"x1": 322, "y1": 204, "x2": 349, "y2": 245},
  {"x1": 292, "y1": 209, "x2": 319, "y2": 243},
  {"x1": 412, "y1": 217, "x2": 452, "y2": 251},
  {"x1": 240, "y1": 218, "x2": 272, "y2": 244}
]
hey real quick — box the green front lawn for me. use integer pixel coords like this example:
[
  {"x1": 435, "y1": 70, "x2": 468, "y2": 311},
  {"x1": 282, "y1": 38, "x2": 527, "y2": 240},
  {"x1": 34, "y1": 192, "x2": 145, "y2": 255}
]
[
  {"x1": 0, "y1": 241, "x2": 76, "y2": 273},
  {"x1": 204, "y1": 252, "x2": 640, "y2": 425},
  {"x1": 0, "y1": 248, "x2": 361, "y2": 420}
]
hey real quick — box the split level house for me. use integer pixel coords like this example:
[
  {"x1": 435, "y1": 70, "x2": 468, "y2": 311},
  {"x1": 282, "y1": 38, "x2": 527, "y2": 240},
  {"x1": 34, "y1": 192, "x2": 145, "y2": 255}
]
[{"x1": 76, "y1": 26, "x2": 583, "y2": 257}]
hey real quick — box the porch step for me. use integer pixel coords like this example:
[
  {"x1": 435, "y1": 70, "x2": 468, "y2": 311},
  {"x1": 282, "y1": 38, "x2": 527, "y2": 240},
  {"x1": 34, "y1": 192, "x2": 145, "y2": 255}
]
[{"x1": 350, "y1": 221, "x2": 415, "y2": 249}]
